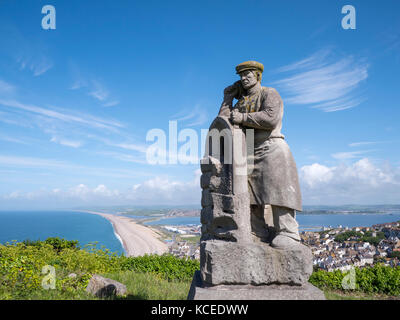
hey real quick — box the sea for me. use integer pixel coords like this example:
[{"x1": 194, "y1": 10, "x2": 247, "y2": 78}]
[
  {"x1": 1, "y1": 211, "x2": 400, "y2": 255},
  {"x1": 0, "y1": 211, "x2": 124, "y2": 255}
]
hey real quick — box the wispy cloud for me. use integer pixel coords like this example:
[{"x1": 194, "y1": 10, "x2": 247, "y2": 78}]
[
  {"x1": 0, "y1": 135, "x2": 29, "y2": 145},
  {"x1": 88, "y1": 80, "x2": 109, "y2": 101},
  {"x1": 69, "y1": 63, "x2": 119, "y2": 106},
  {"x1": 50, "y1": 136, "x2": 83, "y2": 148},
  {"x1": 70, "y1": 78, "x2": 87, "y2": 90},
  {"x1": 0, "y1": 79, "x2": 16, "y2": 94},
  {"x1": 74, "y1": 77, "x2": 119, "y2": 106},
  {"x1": 0, "y1": 98, "x2": 123, "y2": 131},
  {"x1": 103, "y1": 100, "x2": 120, "y2": 107},
  {"x1": 331, "y1": 150, "x2": 375, "y2": 160},
  {"x1": 86, "y1": 134, "x2": 148, "y2": 154},
  {"x1": 0, "y1": 155, "x2": 72, "y2": 169},
  {"x1": 271, "y1": 48, "x2": 369, "y2": 112},
  {"x1": 0, "y1": 154, "x2": 154, "y2": 179},
  {"x1": 348, "y1": 141, "x2": 388, "y2": 147},
  {"x1": 170, "y1": 103, "x2": 208, "y2": 127},
  {"x1": 17, "y1": 55, "x2": 53, "y2": 76},
  {"x1": 97, "y1": 151, "x2": 148, "y2": 164}
]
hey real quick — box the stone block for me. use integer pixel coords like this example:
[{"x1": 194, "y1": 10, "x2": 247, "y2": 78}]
[
  {"x1": 200, "y1": 156, "x2": 222, "y2": 175},
  {"x1": 188, "y1": 271, "x2": 325, "y2": 300},
  {"x1": 200, "y1": 240, "x2": 313, "y2": 286},
  {"x1": 86, "y1": 274, "x2": 127, "y2": 298}
]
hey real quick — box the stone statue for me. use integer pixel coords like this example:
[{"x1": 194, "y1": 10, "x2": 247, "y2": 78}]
[
  {"x1": 187, "y1": 60, "x2": 325, "y2": 300},
  {"x1": 218, "y1": 60, "x2": 302, "y2": 249}
]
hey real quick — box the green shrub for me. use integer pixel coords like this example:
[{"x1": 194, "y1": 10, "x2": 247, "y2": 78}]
[
  {"x1": 0, "y1": 238, "x2": 122, "y2": 299},
  {"x1": 22, "y1": 238, "x2": 80, "y2": 251},
  {"x1": 309, "y1": 264, "x2": 400, "y2": 296},
  {"x1": 334, "y1": 231, "x2": 362, "y2": 243},
  {"x1": 0, "y1": 238, "x2": 199, "y2": 299},
  {"x1": 120, "y1": 254, "x2": 200, "y2": 282},
  {"x1": 388, "y1": 251, "x2": 400, "y2": 259}
]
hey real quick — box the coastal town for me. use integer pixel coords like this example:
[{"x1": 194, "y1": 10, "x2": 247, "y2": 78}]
[
  {"x1": 161, "y1": 220, "x2": 400, "y2": 271},
  {"x1": 302, "y1": 220, "x2": 400, "y2": 271},
  {"x1": 160, "y1": 224, "x2": 201, "y2": 260}
]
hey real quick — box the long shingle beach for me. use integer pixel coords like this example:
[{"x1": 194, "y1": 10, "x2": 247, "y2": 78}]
[{"x1": 84, "y1": 211, "x2": 168, "y2": 257}]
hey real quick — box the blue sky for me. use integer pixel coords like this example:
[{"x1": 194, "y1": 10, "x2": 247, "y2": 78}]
[{"x1": 0, "y1": 0, "x2": 399, "y2": 209}]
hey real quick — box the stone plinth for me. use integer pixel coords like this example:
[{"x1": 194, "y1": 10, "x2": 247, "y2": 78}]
[
  {"x1": 188, "y1": 271, "x2": 325, "y2": 300},
  {"x1": 200, "y1": 240, "x2": 313, "y2": 286}
]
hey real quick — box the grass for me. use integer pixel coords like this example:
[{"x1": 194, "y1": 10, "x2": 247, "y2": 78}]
[
  {"x1": 100, "y1": 271, "x2": 191, "y2": 300},
  {"x1": 0, "y1": 271, "x2": 191, "y2": 300}
]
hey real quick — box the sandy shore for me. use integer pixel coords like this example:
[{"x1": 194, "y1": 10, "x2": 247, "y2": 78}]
[{"x1": 83, "y1": 211, "x2": 168, "y2": 257}]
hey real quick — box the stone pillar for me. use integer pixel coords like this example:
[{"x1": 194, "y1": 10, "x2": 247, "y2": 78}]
[{"x1": 199, "y1": 116, "x2": 251, "y2": 244}]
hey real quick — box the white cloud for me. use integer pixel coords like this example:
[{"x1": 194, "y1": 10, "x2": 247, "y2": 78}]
[
  {"x1": 271, "y1": 48, "x2": 368, "y2": 112},
  {"x1": 0, "y1": 155, "x2": 72, "y2": 169},
  {"x1": 0, "y1": 154, "x2": 155, "y2": 181},
  {"x1": 70, "y1": 79, "x2": 87, "y2": 90},
  {"x1": 300, "y1": 163, "x2": 334, "y2": 188},
  {"x1": 17, "y1": 55, "x2": 53, "y2": 76},
  {"x1": 0, "y1": 98, "x2": 123, "y2": 131},
  {"x1": 0, "y1": 135, "x2": 28, "y2": 144},
  {"x1": 112, "y1": 143, "x2": 147, "y2": 153},
  {"x1": 103, "y1": 100, "x2": 120, "y2": 107},
  {"x1": 89, "y1": 80, "x2": 109, "y2": 101},
  {"x1": 170, "y1": 103, "x2": 208, "y2": 127},
  {"x1": 50, "y1": 136, "x2": 83, "y2": 148},
  {"x1": 69, "y1": 67, "x2": 118, "y2": 106},
  {"x1": 125, "y1": 170, "x2": 201, "y2": 204},
  {"x1": 331, "y1": 150, "x2": 375, "y2": 160},
  {"x1": 0, "y1": 79, "x2": 15, "y2": 94},
  {"x1": 300, "y1": 158, "x2": 400, "y2": 204},
  {"x1": 97, "y1": 151, "x2": 148, "y2": 164},
  {"x1": 0, "y1": 170, "x2": 202, "y2": 209},
  {"x1": 348, "y1": 141, "x2": 387, "y2": 147}
]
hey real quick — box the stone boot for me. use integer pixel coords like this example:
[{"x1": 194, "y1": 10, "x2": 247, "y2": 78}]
[{"x1": 271, "y1": 234, "x2": 300, "y2": 249}]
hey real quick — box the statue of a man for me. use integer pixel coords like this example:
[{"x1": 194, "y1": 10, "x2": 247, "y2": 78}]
[{"x1": 218, "y1": 61, "x2": 302, "y2": 248}]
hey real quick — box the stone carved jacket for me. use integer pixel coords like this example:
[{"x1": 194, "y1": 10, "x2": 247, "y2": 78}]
[{"x1": 219, "y1": 86, "x2": 302, "y2": 211}]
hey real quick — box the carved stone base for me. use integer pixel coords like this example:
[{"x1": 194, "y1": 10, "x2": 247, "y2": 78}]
[
  {"x1": 200, "y1": 240, "x2": 313, "y2": 286},
  {"x1": 187, "y1": 271, "x2": 325, "y2": 300}
]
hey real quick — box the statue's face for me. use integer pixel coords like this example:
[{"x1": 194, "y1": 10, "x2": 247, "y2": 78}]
[{"x1": 239, "y1": 70, "x2": 258, "y2": 90}]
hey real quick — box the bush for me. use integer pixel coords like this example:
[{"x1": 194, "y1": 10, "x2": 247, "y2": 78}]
[
  {"x1": 334, "y1": 231, "x2": 362, "y2": 243},
  {"x1": 388, "y1": 251, "x2": 400, "y2": 259},
  {"x1": 120, "y1": 254, "x2": 199, "y2": 282},
  {"x1": 22, "y1": 238, "x2": 80, "y2": 252},
  {"x1": 309, "y1": 264, "x2": 400, "y2": 296},
  {"x1": 0, "y1": 238, "x2": 199, "y2": 299}
]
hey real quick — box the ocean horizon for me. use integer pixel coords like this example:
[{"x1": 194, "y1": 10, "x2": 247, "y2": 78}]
[{"x1": 0, "y1": 210, "x2": 124, "y2": 255}]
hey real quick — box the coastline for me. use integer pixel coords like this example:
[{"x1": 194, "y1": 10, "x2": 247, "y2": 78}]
[{"x1": 82, "y1": 211, "x2": 168, "y2": 257}]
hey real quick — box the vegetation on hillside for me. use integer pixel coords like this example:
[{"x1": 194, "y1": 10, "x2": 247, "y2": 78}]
[
  {"x1": 0, "y1": 238, "x2": 198, "y2": 300},
  {"x1": 1, "y1": 237, "x2": 400, "y2": 300},
  {"x1": 309, "y1": 264, "x2": 400, "y2": 296}
]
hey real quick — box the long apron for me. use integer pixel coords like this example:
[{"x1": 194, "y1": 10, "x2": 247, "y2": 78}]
[{"x1": 234, "y1": 86, "x2": 302, "y2": 211}]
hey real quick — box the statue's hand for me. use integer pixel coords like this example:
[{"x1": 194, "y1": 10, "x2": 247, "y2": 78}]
[
  {"x1": 231, "y1": 110, "x2": 244, "y2": 124},
  {"x1": 223, "y1": 81, "x2": 241, "y2": 101}
]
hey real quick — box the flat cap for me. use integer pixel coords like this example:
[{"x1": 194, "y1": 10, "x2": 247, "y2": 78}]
[{"x1": 235, "y1": 61, "x2": 264, "y2": 74}]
